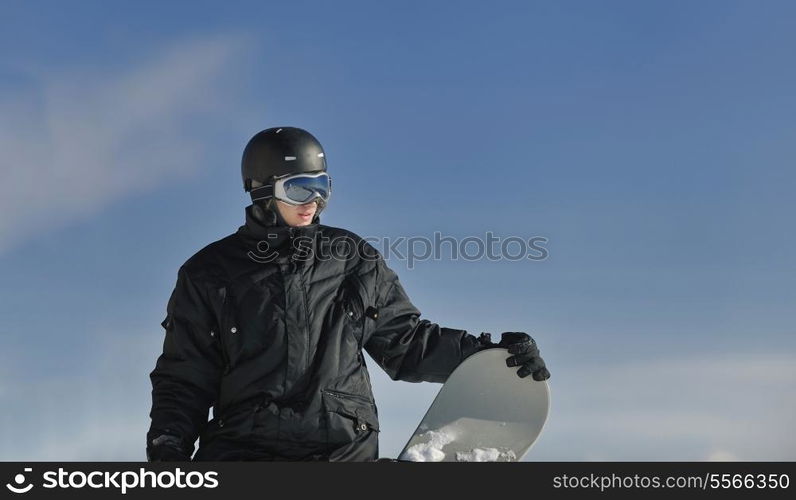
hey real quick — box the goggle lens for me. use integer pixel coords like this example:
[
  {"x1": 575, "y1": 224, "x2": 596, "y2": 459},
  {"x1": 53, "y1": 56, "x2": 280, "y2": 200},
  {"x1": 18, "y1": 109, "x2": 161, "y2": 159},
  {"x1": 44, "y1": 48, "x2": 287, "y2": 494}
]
[{"x1": 281, "y1": 173, "x2": 331, "y2": 204}]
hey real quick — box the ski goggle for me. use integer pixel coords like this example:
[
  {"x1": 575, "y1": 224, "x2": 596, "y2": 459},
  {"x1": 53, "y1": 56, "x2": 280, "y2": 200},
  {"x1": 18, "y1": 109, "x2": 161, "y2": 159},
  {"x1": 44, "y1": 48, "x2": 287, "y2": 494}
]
[{"x1": 250, "y1": 172, "x2": 332, "y2": 206}]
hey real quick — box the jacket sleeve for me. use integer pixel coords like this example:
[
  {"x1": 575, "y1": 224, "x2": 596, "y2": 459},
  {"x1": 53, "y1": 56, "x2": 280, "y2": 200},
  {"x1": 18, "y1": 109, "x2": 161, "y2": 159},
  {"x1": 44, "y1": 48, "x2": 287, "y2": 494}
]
[
  {"x1": 148, "y1": 266, "x2": 223, "y2": 456},
  {"x1": 364, "y1": 253, "x2": 485, "y2": 383}
]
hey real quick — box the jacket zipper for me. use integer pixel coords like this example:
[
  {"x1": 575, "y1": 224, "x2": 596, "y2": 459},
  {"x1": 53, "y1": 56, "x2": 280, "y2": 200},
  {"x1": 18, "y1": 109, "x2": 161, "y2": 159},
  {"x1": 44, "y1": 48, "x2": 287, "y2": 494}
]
[
  {"x1": 287, "y1": 226, "x2": 311, "y2": 370},
  {"x1": 218, "y1": 290, "x2": 233, "y2": 374},
  {"x1": 323, "y1": 388, "x2": 375, "y2": 406}
]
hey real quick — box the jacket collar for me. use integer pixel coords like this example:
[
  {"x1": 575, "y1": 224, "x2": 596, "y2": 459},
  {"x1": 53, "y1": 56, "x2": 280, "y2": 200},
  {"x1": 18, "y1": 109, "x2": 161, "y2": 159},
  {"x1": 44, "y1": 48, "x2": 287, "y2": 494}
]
[{"x1": 236, "y1": 204, "x2": 320, "y2": 260}]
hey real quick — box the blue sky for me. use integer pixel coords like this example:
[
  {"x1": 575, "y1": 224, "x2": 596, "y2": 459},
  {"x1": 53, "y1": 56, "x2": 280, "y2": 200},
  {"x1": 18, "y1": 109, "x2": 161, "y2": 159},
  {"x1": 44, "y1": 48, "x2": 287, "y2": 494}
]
[{"x1": 1, "y1": 0, "x2": 794, "y2": 460}]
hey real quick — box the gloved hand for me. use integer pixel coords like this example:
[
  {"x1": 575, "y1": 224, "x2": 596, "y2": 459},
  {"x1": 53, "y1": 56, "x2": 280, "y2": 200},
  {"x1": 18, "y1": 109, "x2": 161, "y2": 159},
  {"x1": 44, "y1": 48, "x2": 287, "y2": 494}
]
[
  {"x1": 497, "y1": 332, "x2": 551, "y2": 381},
  {"x1": 146, "y1": 433, "x2": 191, "y2": 462}
]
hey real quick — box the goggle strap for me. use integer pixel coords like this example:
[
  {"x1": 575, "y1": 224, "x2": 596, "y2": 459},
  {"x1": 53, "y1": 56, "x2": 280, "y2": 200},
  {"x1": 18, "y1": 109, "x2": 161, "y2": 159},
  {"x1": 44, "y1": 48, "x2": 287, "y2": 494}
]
[{"x1": 250, "y1": 184, "x2": 274, "y2": 202}]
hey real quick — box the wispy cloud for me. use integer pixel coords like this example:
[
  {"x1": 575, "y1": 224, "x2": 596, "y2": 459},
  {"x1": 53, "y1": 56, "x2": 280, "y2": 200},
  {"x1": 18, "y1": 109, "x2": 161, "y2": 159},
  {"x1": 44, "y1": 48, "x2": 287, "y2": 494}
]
[
  {"x1": 0, "y1": 327, "x2": 160, "y2": 461},
  {"x1": 530, "y1": 353, "x2": 796, "y2": 460},
  {"x1": 0, "y1": 35, "x2": 247, "y2": 253}
]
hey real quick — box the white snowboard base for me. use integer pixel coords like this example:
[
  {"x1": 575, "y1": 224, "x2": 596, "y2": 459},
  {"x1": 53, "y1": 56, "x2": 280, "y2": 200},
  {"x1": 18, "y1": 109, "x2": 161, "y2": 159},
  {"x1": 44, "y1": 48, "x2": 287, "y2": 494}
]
[{"x1": 398, "y1": 349, "x2": 550, "y2": 462}]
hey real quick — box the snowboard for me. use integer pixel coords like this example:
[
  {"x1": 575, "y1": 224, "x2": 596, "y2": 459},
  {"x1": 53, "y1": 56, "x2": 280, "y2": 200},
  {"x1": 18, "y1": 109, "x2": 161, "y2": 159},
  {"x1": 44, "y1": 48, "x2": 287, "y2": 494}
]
[{"x1": 397, "y1": 348, "x2": 550, "y2": 462}]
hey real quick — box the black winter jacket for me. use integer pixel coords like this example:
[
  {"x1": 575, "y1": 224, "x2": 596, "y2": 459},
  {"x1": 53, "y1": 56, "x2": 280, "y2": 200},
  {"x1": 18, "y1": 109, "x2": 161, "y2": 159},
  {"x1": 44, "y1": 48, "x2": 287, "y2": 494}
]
[{"x1": 148, "y1": 206, "x2": 485, "y2": 461}]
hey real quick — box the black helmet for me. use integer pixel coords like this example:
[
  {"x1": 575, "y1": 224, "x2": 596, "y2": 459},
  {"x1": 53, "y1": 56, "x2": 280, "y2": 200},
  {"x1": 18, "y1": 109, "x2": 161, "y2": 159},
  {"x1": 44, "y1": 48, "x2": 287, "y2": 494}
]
[{"x1": 241, "y1": 127, "x2": 327, "y2": 191}]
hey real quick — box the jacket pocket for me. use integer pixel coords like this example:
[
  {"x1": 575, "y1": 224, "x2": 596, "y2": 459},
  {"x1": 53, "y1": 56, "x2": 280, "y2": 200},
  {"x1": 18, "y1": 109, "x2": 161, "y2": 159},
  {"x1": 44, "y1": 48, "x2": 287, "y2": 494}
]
[
  {"x1": 219, "y1": 284, "x2": 281, "y2": 368},
  {"x1": 341, "y1": 276, "x2": 365, "y2": 322},
  {"x1": 341, "y1": 273, "x2": 380, "y2": 346},
  {"x1": 322, "y1": 389, "x2": 379, "y2": 449},
  {"x1": 203, "y1": 404, "x2": 257, "y2": 443}
]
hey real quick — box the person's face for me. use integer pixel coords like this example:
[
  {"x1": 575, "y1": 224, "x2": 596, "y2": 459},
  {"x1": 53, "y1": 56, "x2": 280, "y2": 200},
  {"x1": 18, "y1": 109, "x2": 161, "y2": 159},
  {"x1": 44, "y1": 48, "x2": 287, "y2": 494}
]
[{"x1": 276, "y1": 200, "x2": 318, "y2": 227}]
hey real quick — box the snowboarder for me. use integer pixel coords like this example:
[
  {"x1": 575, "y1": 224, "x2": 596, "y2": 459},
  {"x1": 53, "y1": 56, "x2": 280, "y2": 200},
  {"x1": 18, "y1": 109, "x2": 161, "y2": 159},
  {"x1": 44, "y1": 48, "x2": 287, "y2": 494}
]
[{"x1": 146, "y1": 127, "x2": 550, "y2": 461}]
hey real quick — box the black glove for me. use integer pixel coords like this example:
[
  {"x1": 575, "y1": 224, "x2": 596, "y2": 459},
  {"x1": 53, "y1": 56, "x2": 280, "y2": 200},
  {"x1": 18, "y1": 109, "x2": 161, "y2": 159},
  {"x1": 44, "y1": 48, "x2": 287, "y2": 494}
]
[
  {"x1": 146, "y1": 433, "x2": 191, "y2": 462},
  {"x1": 497, "y1": 332, "x2": 550, "y2": 381}
]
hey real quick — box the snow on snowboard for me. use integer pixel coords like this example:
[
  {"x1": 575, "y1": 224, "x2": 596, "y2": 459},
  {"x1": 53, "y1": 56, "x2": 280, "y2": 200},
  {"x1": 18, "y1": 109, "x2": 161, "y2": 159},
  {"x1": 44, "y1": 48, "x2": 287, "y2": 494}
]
[{"x1": 397, "y1": 348, "x2": 550, "y2": 462}]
